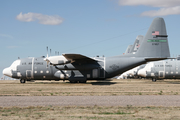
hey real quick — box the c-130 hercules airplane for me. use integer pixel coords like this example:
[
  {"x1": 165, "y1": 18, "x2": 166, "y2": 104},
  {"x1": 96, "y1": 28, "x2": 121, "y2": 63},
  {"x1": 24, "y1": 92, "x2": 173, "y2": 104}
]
[{"x1": 3, "y1": 17, "x2": 170, "y2": 83}]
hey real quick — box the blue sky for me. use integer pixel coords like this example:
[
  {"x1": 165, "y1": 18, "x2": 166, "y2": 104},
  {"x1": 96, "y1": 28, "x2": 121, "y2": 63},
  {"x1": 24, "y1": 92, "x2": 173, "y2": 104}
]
[{"x1": 1, "y1": 0, "x2": 180, "y2": 78}]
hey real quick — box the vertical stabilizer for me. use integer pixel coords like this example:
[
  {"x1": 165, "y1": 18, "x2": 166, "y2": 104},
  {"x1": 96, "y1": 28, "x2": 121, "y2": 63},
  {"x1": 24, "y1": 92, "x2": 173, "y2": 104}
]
[
  {"x1": 124, "y1": 45, "x2": 133, "y2": 54},
  {"x1": 130, "y1": 35, "x2": 143, "y2": 54},
  {"x1": 135, "y1": 17, "x2": 170, "y2": 58}
]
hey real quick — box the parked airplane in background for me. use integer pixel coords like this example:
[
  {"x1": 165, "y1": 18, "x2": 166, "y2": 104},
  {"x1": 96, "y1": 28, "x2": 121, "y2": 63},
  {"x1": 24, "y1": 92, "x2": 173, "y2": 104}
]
[
  {"x1": 3, "y1": 17, "x2": 170, "y2": 83},
  {"x1": 118, "y1": 35, "x2": 143, "y2": 79},
  {"x1": 124, "y1": 35, "x2": 143, "y2": 55},
  {"x1": 137, "y1": 58, "x2": 180, "y2": 82}
]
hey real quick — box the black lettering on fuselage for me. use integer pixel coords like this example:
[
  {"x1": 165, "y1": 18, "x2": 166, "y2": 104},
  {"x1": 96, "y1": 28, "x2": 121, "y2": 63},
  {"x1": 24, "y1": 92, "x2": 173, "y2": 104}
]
[
  {"x1": 155, "y1": 65, "x2": 172, "y2": 67},
  {"x1": 34, "y1": 62, "x2": 43, "y2": 65},
  {"x1": 165, "y1": 65, "x2": 172, "y2": 67}
]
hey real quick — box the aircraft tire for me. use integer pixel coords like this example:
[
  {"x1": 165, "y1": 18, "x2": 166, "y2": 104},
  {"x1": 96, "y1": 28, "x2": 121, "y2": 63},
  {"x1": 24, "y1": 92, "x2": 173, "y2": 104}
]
[
  {"x1": 20, "y1": 79, "x2": 26, "y2": 83},
  {"x1": 79, "y1": 80, "x2": 87, "y2": 83},
  {"x1": 69, "y1": 80, "x2": 78, "y2": 83},
  {"x1": 152, "y1": 78, "x2": 156, "y2": 82}
]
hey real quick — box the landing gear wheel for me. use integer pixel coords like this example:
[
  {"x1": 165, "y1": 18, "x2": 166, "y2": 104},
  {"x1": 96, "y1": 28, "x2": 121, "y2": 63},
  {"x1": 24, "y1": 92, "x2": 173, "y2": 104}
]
[
  {"x1": 79, "y1": 80, "x2": 87, "y2": 83},
  {"x1": 20, "y1": 79, "x2": 26, "y2": 83},
  {"x1": 69, "y1": 80, "x2": 78, "y2": 83},
  {"x1": 152, "y1": 78, "x2": 156, "y2": 82}
]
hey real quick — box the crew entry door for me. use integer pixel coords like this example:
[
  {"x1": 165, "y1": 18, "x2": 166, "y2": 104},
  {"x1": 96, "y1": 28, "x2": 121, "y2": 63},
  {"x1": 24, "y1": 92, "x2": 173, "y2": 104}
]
[
  {"x1": 26, "y1": 70, "x2": 32, "y2": 79},
  {"x1": 159, "y1": 71, "x2": 165, "y2": 78}
]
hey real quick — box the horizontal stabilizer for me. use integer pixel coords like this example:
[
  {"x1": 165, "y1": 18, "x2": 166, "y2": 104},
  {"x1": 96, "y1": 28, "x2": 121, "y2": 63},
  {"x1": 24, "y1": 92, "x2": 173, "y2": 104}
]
[{"x1": 145, "y1": 58, "x2": 169, "y2": 62}]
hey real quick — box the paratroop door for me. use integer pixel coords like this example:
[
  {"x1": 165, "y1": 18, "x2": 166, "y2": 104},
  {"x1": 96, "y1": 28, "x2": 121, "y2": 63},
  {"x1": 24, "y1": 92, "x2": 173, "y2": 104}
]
[{"x1": 26, "y1": 70, "x2": 32, "y2": 79}]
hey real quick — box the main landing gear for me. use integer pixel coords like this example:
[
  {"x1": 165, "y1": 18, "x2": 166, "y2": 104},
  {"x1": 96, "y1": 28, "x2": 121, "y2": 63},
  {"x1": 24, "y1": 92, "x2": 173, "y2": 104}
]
[
  {"x1": 20, "y1": 79, "x2": 26, "y2": 83},
  {"x1": 69, "y1": 80, "x2": 87, "y2": 83},
  {"x1": 152, "y1": 78, "x2": 157, "y2": 82}
]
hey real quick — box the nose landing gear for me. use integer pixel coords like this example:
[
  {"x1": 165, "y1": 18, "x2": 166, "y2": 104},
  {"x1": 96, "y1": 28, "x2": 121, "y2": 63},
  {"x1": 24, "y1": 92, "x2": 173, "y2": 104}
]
[
  {"x1": 20, "y1": 79, "x2": 26, "y2": 83},
  {"x1": 152, "y1": 78, "x2": 157, "y2": 82}
]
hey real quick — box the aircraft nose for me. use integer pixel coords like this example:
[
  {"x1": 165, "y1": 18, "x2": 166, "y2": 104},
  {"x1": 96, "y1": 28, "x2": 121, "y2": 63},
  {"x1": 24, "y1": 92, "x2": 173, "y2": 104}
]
[
  {"x1": 3, "y1": 67, "x2": 12, "y2": 77},
  {"x1": 137, "y1": 69, "x2": 147, "y2": 77}
]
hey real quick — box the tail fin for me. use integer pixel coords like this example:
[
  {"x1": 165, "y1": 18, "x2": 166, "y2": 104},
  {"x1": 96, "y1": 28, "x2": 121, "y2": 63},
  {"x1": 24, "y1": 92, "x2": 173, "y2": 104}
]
[
  {"x1": 135, "y1": 17, "x2": 170, "y2": 58},
  {"x1": 130, "y1": 35, "x2": 143, "y2": 54},
  {"x1": 124, "y1": 45, "x2": 133, "y2": 54}
]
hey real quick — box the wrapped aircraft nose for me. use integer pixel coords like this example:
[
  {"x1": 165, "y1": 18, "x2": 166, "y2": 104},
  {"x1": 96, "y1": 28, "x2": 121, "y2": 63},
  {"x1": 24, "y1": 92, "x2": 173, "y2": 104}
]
[
  {"x1": 137, "y1": 69, "x2": 147, "y2": 77},
  {"x1": 3, "y1": 67, "x2": 12, "y2": 77}
]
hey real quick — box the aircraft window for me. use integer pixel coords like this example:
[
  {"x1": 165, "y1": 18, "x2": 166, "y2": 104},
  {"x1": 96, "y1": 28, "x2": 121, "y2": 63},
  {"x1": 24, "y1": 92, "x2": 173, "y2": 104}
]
[
  {"x1": 171, "y1": 72, "x2": 173, "y2": 74},
  {"x1": 40, "y1": 71, "x2": 43, "y2": 73},
  {"x1": 34, "y1": 71, "x2": 37, "y2": 73},
  {"x1": 10, "y1": 60, "x2": 21, "y2": 70},
  {"x1": 166, "y1": 72, "x2": 168, "y2": 74},
  {"x1": 46, "y1": 71, "x2": 49, "y2": 73},
  {"x1": 176, "y1": 72, "x2": 178, "y2": 74}
]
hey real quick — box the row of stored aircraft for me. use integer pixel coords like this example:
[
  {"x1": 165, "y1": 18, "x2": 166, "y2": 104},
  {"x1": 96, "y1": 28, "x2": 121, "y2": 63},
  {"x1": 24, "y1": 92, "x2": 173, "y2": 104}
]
[
  {"x1": 118, "y1": 35, "x2": 180, "y2": 82},
  {"x1": 118, "y1": 58, "x2": 180, "y2": 82},
  {"x1": 3, "y1": 17, "x2": 171, "y2": 83}
]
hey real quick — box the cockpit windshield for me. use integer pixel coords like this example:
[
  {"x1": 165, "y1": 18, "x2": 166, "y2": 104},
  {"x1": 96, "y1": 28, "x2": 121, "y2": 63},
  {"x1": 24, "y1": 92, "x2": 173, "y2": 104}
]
[{"x1": 10, "y1": 60, "x2": 21, "y2": 71}]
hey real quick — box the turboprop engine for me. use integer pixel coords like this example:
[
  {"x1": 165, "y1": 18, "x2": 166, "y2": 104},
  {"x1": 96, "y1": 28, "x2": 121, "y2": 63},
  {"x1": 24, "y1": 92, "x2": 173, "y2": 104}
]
[{"x1": 44, "y1": 56, "x2": 71, "y2": 65}]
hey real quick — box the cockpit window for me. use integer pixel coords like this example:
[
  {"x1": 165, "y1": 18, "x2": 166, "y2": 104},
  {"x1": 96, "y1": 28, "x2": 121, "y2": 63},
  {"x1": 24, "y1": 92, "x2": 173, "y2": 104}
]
[{"x1": 10, "y1": 60, "x2": 21, "y2": 71}]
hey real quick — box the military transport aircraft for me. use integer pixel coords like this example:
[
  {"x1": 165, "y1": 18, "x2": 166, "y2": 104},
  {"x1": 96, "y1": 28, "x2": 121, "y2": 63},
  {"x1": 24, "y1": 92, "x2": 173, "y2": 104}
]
[
  {"x1": 3, "y1": 17, "x2": 170, "y2": 83},
  {"x1": 124, "y1": 35, "x2": 143, "y2": 55},
  {"x1": 117, "y1": 35, "x2": 144, "y2": 79},
  {"x1": 137, "y1": 58, "x2": 180, "y2": 82}
]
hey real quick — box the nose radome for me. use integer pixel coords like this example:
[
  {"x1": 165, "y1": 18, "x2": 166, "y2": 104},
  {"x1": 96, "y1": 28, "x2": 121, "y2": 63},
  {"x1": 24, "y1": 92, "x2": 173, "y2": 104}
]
[
  {"x1": 3, "y1": 67, "x2": 12, "y2": 77},
  {"x1": 138, "y1": 69, "x2": 147, "y2": 77}
]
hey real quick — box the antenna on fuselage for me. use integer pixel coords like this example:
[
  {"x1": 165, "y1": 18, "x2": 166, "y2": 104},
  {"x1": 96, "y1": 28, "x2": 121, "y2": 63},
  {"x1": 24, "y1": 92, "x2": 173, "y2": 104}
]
[
  {"x1": 46, "y1": 46, "x2": 49, "y2": 58},
  {"x1": 46, "y1": 46, "x2": 50, "y2": 67}
]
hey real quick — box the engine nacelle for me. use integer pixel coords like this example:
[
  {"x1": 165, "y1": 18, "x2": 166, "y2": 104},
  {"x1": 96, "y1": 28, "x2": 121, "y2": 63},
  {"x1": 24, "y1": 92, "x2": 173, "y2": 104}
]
[
  {"x1": 54, "y1": 71, "x2": 69, "y2": 79},
  {"x1": 45, "y1": 56, "x2": 71, "y2": 65}
]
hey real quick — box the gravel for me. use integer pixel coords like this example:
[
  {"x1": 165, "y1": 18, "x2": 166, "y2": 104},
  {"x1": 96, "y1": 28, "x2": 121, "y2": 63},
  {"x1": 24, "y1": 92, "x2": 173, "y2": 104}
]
[{"x1": 0, "y1": 95, "x2": 180, "y2": 107}]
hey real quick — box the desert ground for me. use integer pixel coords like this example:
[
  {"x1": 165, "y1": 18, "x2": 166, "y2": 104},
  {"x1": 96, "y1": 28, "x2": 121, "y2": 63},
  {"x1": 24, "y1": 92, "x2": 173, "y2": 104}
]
[
  {"x1": 0, "y1": 79, "x2": 180, "y2": 96},
  {"x1": 0, "y1": 79, "x2": 180, "y2": 120}
]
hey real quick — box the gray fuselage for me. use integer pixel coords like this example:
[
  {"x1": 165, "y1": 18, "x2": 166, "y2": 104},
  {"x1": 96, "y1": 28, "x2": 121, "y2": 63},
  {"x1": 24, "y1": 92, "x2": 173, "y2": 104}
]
[
  {"x1": 138, "y1": 60, "x2": 180, "y2": 80},
  {"x1": 5, "y1": 56, "x2": 147, "y2": 82}
]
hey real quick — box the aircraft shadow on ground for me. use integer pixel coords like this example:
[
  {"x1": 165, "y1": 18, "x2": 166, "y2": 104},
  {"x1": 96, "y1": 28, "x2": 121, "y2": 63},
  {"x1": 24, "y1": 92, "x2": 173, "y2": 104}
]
[
  {"x1": 154, "y1": 80, "x2": 180, "y2": 84},
  {"x1": 164, "y1": 81, "x2": 180, "y2": 84},
  {"x1": 29, "y1": 80, "x2": 117, "y2": 85},
  {"x1": 90, "y1": 80, "x2": 117, "y2": 85}
]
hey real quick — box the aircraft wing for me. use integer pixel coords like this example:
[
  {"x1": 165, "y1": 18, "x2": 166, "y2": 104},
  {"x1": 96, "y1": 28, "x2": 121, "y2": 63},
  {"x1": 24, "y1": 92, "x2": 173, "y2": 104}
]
[{"x1": 62, "y1": 54, "x2": 98, "y2": 63}]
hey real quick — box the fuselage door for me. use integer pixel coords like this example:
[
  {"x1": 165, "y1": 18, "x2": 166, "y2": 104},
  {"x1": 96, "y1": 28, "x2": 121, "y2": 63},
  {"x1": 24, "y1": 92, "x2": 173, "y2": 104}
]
[
  {"x1": 26, "y1": 70, "x2": 32, "y2": 79},
  {"x1": 159, "y1": 71, "x2": 165, "y2": 78},
  {"x1": 92, "y1": 69, "x2": 98, "y2": 78},
  {"x1": 99, "y1": 68, "x2": 105, "y2": 78}
]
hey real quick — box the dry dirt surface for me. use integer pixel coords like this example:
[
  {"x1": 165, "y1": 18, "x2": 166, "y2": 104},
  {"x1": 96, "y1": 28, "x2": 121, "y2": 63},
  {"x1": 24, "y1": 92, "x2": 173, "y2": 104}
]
[
  {"x1": 1, "y1": 106, "x2": 180, "y2": 120},
  {"x1": 0, "y1": 95, "x2": 180, "y2": 107},
  {"x1": 0, "y1": 79, "x2": 180, "y2": 96},
  {"x1": 1, "y1": 79, "x2": 180, "y2": 120}
]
